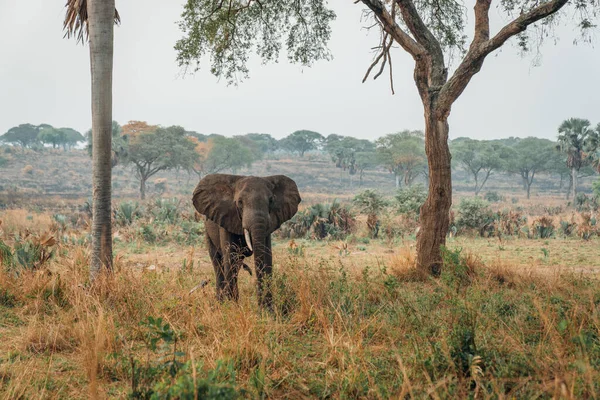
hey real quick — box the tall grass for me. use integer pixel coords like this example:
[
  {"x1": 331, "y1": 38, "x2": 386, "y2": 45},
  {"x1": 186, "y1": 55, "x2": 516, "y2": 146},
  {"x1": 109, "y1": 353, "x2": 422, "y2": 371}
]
[{"x1": 0, "y1": 242, "x2": 599, "y2": 398}]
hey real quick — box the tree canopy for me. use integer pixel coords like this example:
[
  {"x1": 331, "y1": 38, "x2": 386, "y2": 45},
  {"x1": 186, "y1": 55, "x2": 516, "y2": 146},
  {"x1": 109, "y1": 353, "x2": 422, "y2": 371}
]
[
  {"x1": 280, "y1": 130, "x2": 324, "y2": 157},
  {"x1": 376, "y1": 131, "x2": 426, "y2": 188},
  {"x1": 202, "y1": 136, "x2": 256, "y2": 174},
  {"x1": 1, "y1": 124, "x2": 42, "y2": 148},
  {"x1": 504, "y1": 137, "x2": 560, "y2": 198},
  {"x1": 557, "y1": 118, "x2": 599, "y2": 198},
  {"x1": 125, "y1": 125, "x2": 197, "y2": 199},
  {"x1": 451, "y1": 138, "x2": 511, "y2": 195}
]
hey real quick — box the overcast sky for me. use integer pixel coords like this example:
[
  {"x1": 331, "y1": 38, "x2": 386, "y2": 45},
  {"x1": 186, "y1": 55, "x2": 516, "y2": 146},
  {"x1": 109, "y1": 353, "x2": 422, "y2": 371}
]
[{"x1": 0, "y1": 0, "x2": 598, "y2": 141}]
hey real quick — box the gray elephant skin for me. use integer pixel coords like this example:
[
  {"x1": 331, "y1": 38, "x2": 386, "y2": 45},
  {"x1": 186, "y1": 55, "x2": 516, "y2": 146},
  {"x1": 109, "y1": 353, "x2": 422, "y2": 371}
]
[{"x1": 192, "y1": 174, "x2": 301, "y2": 309}]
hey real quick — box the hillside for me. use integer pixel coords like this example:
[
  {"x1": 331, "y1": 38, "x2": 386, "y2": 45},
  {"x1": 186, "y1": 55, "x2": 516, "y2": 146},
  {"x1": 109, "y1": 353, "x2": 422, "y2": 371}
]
[{"x1": 0, "y1": 148, "x2": 595, "y2": 208}]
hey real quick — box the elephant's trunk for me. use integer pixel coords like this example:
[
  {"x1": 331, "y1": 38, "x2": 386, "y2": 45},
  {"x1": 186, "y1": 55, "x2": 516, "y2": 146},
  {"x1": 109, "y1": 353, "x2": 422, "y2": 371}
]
[{"x1": 250, "y1": 224, "x2": 273, "y2": 310}]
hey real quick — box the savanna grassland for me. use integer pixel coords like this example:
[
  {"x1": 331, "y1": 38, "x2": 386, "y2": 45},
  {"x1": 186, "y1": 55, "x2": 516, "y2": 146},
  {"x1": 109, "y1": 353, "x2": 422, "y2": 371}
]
[{"x1": 1, "y1": 150, "x2": 600, "y2": 399}]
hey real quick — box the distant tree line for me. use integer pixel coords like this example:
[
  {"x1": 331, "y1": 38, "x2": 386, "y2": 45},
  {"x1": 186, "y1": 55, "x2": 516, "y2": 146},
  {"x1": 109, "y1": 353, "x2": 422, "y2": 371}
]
[
  {"x1": 2, "y1": 118, "x2": 599, "y2": 200},
  {"x1": 0, "y1": 123, "x2": 84, "y2": 150}
]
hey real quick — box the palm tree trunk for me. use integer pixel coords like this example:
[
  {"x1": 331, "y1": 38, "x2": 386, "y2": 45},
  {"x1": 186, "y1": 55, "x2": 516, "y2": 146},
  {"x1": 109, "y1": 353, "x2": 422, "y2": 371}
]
[
  {"x1": 571, "y1": 167, "x2": 577, "y2": 200},
  {"x1": 88, "y1": 0, "x2": 115, "y2": 278}
]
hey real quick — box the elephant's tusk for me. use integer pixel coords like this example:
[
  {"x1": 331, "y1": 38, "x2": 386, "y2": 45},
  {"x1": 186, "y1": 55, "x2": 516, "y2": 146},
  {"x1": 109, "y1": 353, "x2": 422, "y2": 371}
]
[{"x1": 244, "y1": 229, "x2": 253, "y2": 252}]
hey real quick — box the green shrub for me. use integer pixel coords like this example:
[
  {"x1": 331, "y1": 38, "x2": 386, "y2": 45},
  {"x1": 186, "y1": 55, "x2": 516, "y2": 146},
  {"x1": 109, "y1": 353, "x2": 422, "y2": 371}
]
[
  {"x1": 533, "y1": 217, "x2": 555, "y2": 239},
  {"x1": 593, "y1": 178, "x2": 600, "y2": 199},
  {"x1": 175, "y1": 221, "x2": 204, "y2": 245},
  {"x1": 353, "y1": 190, "x2": 387, "y2": 238},
  {"x1": 115, "y1": 201, "x2": 141, "y2": 226},
  {"x1": 455, "y1": 197, "x2": 494, "y2": 233},
  {"x1": 151, "y1": 198, "x2": 180, "y2": 224},
  {"x1": 140, "y1": 225, "x2": 157, "y2": 244},
  {"x1": 279, "y1": 200, "x2": 355, "y2": 240},
  {"x1": 128, "y1": 316, "x2": 243, "y2": 399},
  {"x1": 52, "y1": 214, "x2": 69, "y2": 231},
  {"x1": 394, "y1": 184, "x2": 427, "y2": 216},
  {"x1": 352, "y1": 190, "x2": 388, "y2": 215},
  {"x1": 484, "y1": 191, "x2": 503, "y2": 203},
  {"x1": 1, "y1": 234, "x2": 55, "y2": 273},
  {"x1": 575, "y1": 193, "x2": 599, "y2": 212},
  {"x1": 559, "y1": 220, "x2": 577, "y2": 237}
]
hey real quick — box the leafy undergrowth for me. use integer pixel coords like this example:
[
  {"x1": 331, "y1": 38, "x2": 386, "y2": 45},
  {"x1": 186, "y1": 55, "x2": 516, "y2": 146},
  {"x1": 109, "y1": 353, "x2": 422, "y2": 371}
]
[{"x1": 0, "y1": 244, "x2": 599, "y2": 399}]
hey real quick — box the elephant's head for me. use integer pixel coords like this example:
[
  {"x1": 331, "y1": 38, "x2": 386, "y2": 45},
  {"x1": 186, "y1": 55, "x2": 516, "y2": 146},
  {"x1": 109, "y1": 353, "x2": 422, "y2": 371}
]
[{"x1": 192, "y1": 174, "x2": 301, "y2": 250}]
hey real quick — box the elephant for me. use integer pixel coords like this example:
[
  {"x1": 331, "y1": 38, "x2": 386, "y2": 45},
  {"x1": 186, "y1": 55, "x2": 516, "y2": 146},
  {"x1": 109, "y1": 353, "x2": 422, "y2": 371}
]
[{"x1": 192, "y1": 174, "x2": 301, "y2": 309}]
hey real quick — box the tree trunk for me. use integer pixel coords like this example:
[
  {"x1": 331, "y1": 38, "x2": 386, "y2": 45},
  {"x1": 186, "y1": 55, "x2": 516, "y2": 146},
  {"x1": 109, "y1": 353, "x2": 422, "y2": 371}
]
[
  {"x1": 395, "y1": 174, "x2": 401, "y2": 188},
  {"x1": 566, "y1": 174, "x2": 573, "y2": 200},
  {"x1": 416, "y1": 112, "x2": 451, "y2": 276},
  {"x1": 526, "y1": 182, "x2": 531, "y2": 199},
  {"x1": 140, "y1": 175, "x2": 147, "y2": 200},
  {"x1": 88, "y1": 0, "x2": 115, "y2": 278},
  {"x1": 571, "y1": 167, "x2": 577, "y2": 200}
]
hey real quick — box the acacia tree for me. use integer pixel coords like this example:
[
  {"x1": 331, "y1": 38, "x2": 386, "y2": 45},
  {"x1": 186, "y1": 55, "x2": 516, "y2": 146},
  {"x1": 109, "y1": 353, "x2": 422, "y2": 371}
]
[
  {"x1": 64, "y1": 0, "x2": 120, "y2": 277},
  {"x1": 376, "y1": 131, "x2": 426, "y2": 188},
  {"x1": 279, "y1": 130, "x2": 324, "y2": 157},
  {"x1": 354, "y1": 151, "x2": 380, "y2": 186},
  {"x1": 451, "y1": 138, "x2": 509, "y2": 195},
  {"x1": 1, "y1": 124, "x2": 42, "y2": 149},
  {"x1": 325, "y1": 135, "x2": 375, "y2": 186},
  {"x1": 176, "y1": 0, "x2": 597, "y2": 275},
  {"x1": 557, "y1": 118, "x2": 599, "y2": 200},
  {"x1": 505, "y1": 137, "x2": 558, "y2": 198},
  {"x1": 38, "y1": 127, "x2": 67, "y2": 149},
  {"x1": 203, "y1": 136, "x2": 256, "y2": 174},
  {"x1": 126, "y1": 126, "x2": 197, "y2": 199}
]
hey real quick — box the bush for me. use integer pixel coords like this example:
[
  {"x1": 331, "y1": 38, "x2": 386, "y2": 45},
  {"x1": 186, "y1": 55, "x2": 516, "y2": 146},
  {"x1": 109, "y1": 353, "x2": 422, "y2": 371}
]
[
  {"x1": 395, "y1": 184, "x2": 427, "y2": 216},
  {"x1": 559, "y1": 219, "x2": 577, "y2": 237},
  {"x1": 593, "y1": 178, "x2": 600, "y2": 199},
  {"x1": 1, "y1": 233, "x2": 56, "y2": 273},
  {"x1": 533, "y1": 216, "x2": 555, "y2": 239},
  {"x1": 129, "y1": 316, "x2": 243, "y2": 399},
  {"x1": 495, "y1": 210, "x2": 527, "y2": 236},
  {"x1": 279, "y1": 200, "x2": 355, "y2": 240},
  {"x1": 115, "y1": 201, "x2": 141, "y2": 226},
  {"x1": 484, "y1": 191, "x2": 503, "y2": 203},
  {"x1": 353, "y1": 190, "x2": 388, "y2": 215},
  {"x1": 575, "y1": 193, "x2": 599, "y2": 212},
  {"x1": 22, "y1": 165, "x2": 34, "y2": 175},
  {"x1": 455, "y1": 197, "x2": 494, "y2": 234},
  {"x1": 151, "y1": 198, "x2": 181, "y2": 224},
  {"x1": 154, "y1": 178, "x2": 168, "y2": 195},
  {"x1": 140, "y1": 224, "x2": 157, "y2": 244},
  {"x1": 353, "y1": 190, "x2": 388, "y2": 238}
]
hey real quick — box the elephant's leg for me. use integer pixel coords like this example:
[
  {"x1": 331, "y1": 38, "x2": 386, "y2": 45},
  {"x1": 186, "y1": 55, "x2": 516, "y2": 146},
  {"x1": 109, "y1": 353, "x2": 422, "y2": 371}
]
[
  {"x1": 220, "y1": 233, "x2": 241, "y2": 301},
  {"x1": 255, "y1": 235, "x2": 273, "y2": 310},
  {"x1": 207, "y1": 238, "x2": 225, "y2": 301}
]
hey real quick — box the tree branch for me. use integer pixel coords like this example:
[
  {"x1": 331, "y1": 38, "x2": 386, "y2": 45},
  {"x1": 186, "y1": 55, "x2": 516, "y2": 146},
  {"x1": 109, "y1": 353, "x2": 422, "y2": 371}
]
[
  {"x1": 394, "y1": 0, "x2": 444, "y2": 63},
  {"x1": 360, "y1": 0, "x2": 425, "y2": 58},
  {"x1": 437, "y1": 0, "x2": 569, "y2": 117},
  {"x1": 472, "y1": 0, "x2": 491, "y2": 46}
]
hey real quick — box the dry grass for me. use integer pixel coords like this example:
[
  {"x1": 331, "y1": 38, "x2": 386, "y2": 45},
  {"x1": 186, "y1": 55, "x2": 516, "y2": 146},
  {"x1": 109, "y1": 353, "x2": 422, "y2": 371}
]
[{"x1": 1, "y1": 201, "x2": 600, "y2": 398}]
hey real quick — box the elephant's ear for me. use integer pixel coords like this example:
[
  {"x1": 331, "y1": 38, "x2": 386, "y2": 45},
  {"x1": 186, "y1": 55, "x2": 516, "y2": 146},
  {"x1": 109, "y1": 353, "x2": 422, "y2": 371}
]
[
  {"x1": 265, "y1": 175, "x2": 301, "y2": 232},
  {"x1": 192, "y1": 174, "x2": 243, "y2": 235}
]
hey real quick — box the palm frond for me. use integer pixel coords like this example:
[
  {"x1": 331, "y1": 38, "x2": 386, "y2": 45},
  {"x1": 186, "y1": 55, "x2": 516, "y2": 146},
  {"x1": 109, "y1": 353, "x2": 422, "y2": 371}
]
[{"x1": 63, "y1": 0, "x2": 121, "y2": 44}]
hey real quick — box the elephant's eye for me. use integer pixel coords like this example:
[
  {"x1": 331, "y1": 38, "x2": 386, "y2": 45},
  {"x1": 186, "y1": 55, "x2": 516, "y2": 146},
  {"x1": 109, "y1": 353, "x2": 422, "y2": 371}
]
[
  {"x1": 237, "y1": 200, "x2": 243, "y2": 209},
  {"x1": 269, "y1": 196, "x2": 275, "y2": 207}
]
